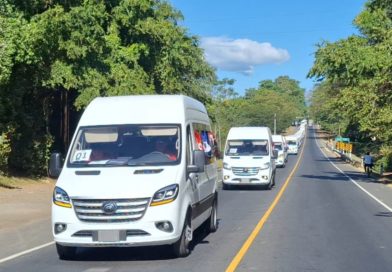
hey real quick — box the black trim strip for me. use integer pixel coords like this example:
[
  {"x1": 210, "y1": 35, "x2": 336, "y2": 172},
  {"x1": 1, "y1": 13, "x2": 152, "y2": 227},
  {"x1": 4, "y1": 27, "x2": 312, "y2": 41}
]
[
  {"x1": 191, "y1": 193, "x2": 215, "y2": 220},
  {"x1": 134, "y1": 169, "x2": 163, "y2": 174},
  {"x1": 75, "y1": 170, "x2": 101, "y2": 175}
]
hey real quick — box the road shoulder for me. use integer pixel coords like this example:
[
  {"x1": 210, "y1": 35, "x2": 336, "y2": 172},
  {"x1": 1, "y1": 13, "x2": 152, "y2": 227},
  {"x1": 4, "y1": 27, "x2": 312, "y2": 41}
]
[
  {"x1": 314, "y1": 128, "x2": 392, "y2": 211},
  {"x1": 0, "y1": 180, "x2": 54, "y2": 259}
]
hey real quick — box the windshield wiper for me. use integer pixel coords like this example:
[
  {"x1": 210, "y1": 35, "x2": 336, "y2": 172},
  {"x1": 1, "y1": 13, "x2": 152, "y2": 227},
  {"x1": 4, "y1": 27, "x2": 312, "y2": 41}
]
[
  {"x1": 127, "y1": 162, "x2": 147, "y2": 166},
  {"x1": 104, "y1": 159, "x2": 129, "y2": 166}
]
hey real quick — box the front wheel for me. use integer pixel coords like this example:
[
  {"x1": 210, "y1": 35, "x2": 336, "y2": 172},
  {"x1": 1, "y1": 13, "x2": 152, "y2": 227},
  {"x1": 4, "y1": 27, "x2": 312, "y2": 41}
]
[
  {"x1": 56, "y1": 243, "x2": 77, "y2": 260},
  {"x1": 205, "y1": 197, "x2": 218, "y2": 233},
  {"x1": 222, "y1": 183, "x2": 231, "y2": 190},
  {"x1": 172, "y1": 213, "x2": 192, "y2": 258}
]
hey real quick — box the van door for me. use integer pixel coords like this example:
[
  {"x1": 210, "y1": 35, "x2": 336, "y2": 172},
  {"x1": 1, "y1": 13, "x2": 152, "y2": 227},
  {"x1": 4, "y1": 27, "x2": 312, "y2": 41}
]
[
  {"x1": 192, "y1": 123, "x2": 216, "y2": 211},
  {"x1": 186, "y1": 125, "x2": 200, "y2": 206}
]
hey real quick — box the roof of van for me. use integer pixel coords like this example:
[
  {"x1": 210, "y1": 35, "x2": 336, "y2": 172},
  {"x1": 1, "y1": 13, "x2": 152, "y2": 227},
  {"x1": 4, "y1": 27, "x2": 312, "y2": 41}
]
[
  {"x1": 78, "y1": 95, "x2": 208, "y2": 126},
  {"x1": 227, "y1": 127, "x2": 271, "y2": 140},
  {"x1": 272, "y1": 134, "x2": 285, "y2": 142},
  {"x1": 285, "y1": 135, "x2": 298, "y2": 140}
]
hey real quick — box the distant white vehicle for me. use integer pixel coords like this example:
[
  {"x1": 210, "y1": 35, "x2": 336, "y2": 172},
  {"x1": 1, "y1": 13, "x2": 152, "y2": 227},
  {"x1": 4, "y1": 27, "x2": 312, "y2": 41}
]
[
  {"x1": 49, "y1": 95, "x2": 219, "y2": 259},
  {"x1": 285, "y1": 135, "x2": 300, "y2": 155},
  {"x1": 222, "y1": 127, "x2": 277, "y2": 190},
  {"x1": 272, "y1": 134, "x2": 288, "y2": 167}
]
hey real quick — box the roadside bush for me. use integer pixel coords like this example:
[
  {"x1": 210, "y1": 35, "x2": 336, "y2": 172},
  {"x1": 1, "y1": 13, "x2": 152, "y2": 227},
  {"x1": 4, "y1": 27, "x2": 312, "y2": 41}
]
[
  {"x1": 376, "y1": 145, "x2": 392, "y2": 172},
  {"x1": 8, "y1": 131, "x2": 54, "y2": 177},
  {"x1": 0, "y1": 130, "x2": 12, "y2": 175}
]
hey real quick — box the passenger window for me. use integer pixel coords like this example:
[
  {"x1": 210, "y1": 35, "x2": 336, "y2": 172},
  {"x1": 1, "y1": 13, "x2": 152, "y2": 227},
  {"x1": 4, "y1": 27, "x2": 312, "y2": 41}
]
[
  {"x1": 192, "y1": 123, "x2": 217, "y2": 165},
  {"x1": 186, "y1": 125, "x2": 192, "y2": 165}
]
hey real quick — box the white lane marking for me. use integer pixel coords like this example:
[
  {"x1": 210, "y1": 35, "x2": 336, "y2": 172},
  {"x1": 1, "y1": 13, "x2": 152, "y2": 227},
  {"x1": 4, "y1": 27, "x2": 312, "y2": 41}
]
[
  {"x1": 0, "y1": 241, "x2": 54, "y2": 264},
  {"x1": 84, "y1": 269, "x2": 111, "y2": 272},
  {"x1": 314, "y1": 132, "x2": 392, "y2": 213}
]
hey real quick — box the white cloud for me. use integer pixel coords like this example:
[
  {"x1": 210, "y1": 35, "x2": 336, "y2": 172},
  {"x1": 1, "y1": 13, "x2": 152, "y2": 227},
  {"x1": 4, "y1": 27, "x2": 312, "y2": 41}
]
[{"x1": 200, "y1": 37, "x2": 290, "y2": 75}]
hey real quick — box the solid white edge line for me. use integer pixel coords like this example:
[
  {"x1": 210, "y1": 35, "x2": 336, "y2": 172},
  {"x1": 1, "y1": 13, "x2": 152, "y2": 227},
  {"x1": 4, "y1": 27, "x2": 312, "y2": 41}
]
[
  {"x1": 314, "y1": 130, "x2": 392, "y2": 213},
  {"x1": 0, "y1": 241, "x2": 54, "y2": 264}
]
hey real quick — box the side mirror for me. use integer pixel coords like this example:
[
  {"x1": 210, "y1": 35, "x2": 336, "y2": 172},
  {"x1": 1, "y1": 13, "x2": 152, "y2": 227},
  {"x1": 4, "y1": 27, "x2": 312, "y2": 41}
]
[
  {"x1": 187, "y1": 150, "x2": 205, "y2": 173},
  {"x1": 272, "y1": 150, "x2": 278, "y2": 159},
  {"x1": 49, "y1": 153, "x2": 63, "y2": 178}
]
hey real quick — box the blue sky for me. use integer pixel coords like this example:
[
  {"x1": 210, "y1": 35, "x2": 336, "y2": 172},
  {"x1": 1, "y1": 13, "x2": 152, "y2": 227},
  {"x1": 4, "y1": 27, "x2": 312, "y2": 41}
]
[{"x1": 169, "y1": 0, "x2": 368, "y2": 96}]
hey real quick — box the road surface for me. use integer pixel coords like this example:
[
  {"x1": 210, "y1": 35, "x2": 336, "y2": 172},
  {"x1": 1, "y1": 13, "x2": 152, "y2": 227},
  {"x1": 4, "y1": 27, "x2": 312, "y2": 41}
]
[{"x1": 1, "y1": 128, "x2": 392, "y2": 272}]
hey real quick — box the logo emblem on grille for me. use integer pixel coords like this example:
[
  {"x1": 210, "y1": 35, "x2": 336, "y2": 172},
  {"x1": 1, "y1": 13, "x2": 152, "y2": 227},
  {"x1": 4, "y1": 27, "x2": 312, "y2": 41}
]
[
  {"x1": 243, "y1": 168, "x2": 248, "y2": 172},
  {"x1": 102, "y1": 201, "x2": 118, "y2": 214}
]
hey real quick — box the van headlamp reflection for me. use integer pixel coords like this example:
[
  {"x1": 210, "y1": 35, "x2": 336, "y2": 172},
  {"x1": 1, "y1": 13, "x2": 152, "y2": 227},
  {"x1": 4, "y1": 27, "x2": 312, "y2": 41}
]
[{"x1": 151, "y1": 184, "x2": 179, "y2": 206}]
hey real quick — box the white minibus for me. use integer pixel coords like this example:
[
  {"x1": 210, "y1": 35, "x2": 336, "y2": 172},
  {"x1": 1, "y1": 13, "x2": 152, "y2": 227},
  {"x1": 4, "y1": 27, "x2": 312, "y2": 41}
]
[
  {"x1": 49, "y1": 95, "x2": 219, "y2": 259},
  {"x1": 222, "y1": 127, "x2": 277, "y2": 190}
]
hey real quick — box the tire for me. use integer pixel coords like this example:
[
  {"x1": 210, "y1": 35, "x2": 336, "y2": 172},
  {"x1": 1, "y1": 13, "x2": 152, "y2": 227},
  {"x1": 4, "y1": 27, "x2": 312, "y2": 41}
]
[
  {"x1": 222, "y1": 183, "x2": 231, "y2": 190},
  {"x1": 56, "y1": 243, "x2": 77, "y2": 260},
  {"x1": 265, "y1": 176, "x2": 274, "y2": 190},
  {"x1": 172, "y1": 212, "x2": 192, "y2": 258},
  {"x1": 205, "y1": 197, "x2": 218, "y2": 233}
]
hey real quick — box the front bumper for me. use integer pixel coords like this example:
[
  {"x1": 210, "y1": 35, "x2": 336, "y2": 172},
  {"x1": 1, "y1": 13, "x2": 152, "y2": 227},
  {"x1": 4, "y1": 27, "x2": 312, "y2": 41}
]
[
  {"x1": 52, "y1": 201, "x2": 182, "y2": 247},
  {"x1": 222, "y1": 168, "x2": 271, "y2": 185}
]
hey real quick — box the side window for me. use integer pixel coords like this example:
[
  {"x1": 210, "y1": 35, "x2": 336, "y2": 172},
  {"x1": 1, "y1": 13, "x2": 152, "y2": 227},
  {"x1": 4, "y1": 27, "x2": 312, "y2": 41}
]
[
  {"x1": 192, "y1": 123, "x2": 216, "y2": 165},
  {"x1": 186, "y1": 125, "x2": 192, "y2": 165}
]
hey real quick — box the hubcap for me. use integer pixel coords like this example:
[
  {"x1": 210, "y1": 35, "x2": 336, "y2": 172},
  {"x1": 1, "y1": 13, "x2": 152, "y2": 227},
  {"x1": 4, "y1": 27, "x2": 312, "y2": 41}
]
[
  {"x1": 185, "y1": 225, "x2": 193, "y2": 242},
  {"x1": 212, "y1": 204, "x2": 217, "y2": 226}
]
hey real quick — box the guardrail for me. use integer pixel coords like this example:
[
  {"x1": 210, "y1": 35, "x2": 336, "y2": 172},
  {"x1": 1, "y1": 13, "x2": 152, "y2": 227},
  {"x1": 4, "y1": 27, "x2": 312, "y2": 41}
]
[{"x1": 325, "y1": 140, "x2": 383, "y2": 175}]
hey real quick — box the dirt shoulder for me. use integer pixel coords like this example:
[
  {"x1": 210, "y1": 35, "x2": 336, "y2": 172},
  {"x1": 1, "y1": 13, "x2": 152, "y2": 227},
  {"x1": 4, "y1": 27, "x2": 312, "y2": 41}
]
[{"x1": 0, "y1": 179, "x2": 55, "y2": 230}]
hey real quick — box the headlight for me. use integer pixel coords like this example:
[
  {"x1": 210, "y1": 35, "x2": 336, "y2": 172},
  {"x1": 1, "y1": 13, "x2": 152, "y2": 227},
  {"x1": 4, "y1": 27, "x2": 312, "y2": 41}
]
[
  {"x1": 223, "y1": 162, "x2": 231, "y2": 170},
  {"x1": 53, "y1": 187, "x2": 72, "y2": 208},
  {"x1": 278, "y1": 154, "x2": 284, "y2": 159},
  {"x1": 151, "y1": 184, "x2": 179, "y2": 206},
  {"x1": 260, "y1": 162, "x2": 270, "y2": 170}
]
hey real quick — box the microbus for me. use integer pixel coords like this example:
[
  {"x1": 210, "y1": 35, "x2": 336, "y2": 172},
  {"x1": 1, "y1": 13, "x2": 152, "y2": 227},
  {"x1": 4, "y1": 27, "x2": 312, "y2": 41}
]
[
  {"x1": 222, "y1": 127, "x2": 277, "y2": 190},
  {"x1": 49, "y1": 95, "x2": 219, "y2": 259}
]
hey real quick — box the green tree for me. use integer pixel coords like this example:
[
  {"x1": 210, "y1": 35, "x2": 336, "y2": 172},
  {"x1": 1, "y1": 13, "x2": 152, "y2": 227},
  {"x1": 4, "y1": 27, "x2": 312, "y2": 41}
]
[
  {"x1": 0, "y1": 0, "x2": 215, "y2": 176},
  {"x1": 308, "y1": 0, "x2": 392, "y2": 169}
]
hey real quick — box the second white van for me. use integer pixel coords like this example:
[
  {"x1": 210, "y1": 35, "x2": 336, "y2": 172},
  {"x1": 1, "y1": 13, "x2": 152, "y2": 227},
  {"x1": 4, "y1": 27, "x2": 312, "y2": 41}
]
[
  {"x1": 272, "y1": 134, "x2": 288, "y2": 167},
  {"x1": 222, "y1": 127, "x2": 277, "y2": 190}
]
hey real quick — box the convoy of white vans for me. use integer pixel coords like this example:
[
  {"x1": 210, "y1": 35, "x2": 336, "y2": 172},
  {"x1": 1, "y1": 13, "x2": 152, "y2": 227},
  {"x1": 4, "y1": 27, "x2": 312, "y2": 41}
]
[{"x1": 49, "y1": 94, "x2": 307, "y2": 260}]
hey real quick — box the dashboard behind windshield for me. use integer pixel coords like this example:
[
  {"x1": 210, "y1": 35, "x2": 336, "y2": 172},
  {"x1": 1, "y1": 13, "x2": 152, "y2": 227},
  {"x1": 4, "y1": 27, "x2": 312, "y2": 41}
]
[
  {"x1": 68, "y1": 124, "x2": 181, "y2": 167},
  {"x1": 225, "y1": 139, "x2": 269, "y2": 156}
]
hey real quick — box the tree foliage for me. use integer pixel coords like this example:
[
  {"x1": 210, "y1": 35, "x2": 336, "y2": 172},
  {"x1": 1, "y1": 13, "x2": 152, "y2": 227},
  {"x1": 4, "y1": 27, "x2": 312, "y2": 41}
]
[
  {"x1": 308, "y1": 0, "x2": 392, "y2": 169},
  {"x1": 210, "y1": 76, "x2": 306, "y2": 149},
  {"x1": 0, "y1": 0, "x2": 215, "y2": 175}
]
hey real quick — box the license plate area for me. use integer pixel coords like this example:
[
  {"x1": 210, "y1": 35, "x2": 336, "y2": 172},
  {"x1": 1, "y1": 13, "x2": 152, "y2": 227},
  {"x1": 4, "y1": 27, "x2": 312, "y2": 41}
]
[{"x1": 93, "y1": 230, "x2": 124, "y2": 242}]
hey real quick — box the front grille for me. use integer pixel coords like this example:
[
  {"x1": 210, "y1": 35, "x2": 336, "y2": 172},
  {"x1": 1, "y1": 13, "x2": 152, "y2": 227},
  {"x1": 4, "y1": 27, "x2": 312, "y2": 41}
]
[
  {"x1": 126, "y1": 230, "x2": 150, "y2": 236},
  {"x1": 72, "y1": 230, "x2": 150, "y2": 238},
  {"x1": 73, "y1": 198, "x2": 150, "y2": 223},
  {"x1": 232, "y1": 167, "x2": 259, "y2": 176},
  {"x1": 72, "y1": 230, "x2": 93, "y2": 237}
]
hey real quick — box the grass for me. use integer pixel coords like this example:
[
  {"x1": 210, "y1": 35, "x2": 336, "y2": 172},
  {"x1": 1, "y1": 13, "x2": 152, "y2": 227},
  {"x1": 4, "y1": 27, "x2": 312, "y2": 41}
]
[
  {"x1": 0, "y1": 175, "x2": 51, "y2": 189},
  {"x1": 282, "y1": 126, "x2": 299, "y2": 136},
  {"x1": 216, "y1": 159, "x2": 223, "y2": 169}
]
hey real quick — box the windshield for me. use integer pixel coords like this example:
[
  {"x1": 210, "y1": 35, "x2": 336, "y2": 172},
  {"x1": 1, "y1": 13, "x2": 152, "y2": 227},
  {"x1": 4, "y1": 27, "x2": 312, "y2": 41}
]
[
  {"x1": 287, "y1": 140, "x2": 297, "y2": 146},
  {"x1": 225, "y1": 140, "x2": 269, "y2": 156},
  {"x1": 68, "y1": 124, "x2": 181, "y2": 167},
  {"x1": 274, "y1": 143, "x2": 283, "y2": 151}
]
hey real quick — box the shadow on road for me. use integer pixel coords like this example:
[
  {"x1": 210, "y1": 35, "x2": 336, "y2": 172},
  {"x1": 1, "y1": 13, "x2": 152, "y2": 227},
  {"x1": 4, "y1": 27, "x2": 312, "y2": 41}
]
[
  {"x1": 374, "y1": 212, "x2": 392, "y2": 217},
  {"x1": 300, "y1": 170, "x2": 377, "y2": 184},
  {"x1": 68, "y1": 223, "x2": 216, "y2": 262}
]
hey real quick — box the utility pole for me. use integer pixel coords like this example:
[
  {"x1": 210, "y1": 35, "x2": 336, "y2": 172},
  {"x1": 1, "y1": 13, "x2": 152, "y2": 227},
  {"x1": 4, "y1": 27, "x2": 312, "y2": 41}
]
[{"x1": 274, "y1": 113, "x2": 277, "y2": 135}]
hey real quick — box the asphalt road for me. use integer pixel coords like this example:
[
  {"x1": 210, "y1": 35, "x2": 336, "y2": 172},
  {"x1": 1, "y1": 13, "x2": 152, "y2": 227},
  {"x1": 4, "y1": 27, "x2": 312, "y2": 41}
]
[{"x1": 1, "y1": 128, "x2": 392, "y2": 272}]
